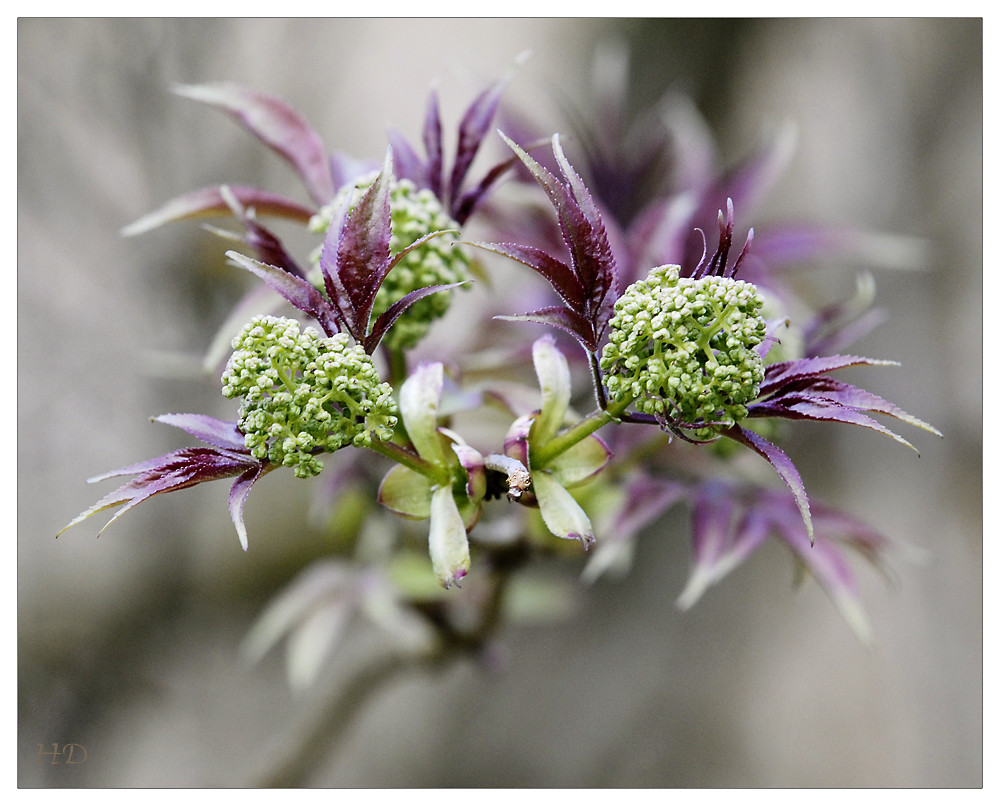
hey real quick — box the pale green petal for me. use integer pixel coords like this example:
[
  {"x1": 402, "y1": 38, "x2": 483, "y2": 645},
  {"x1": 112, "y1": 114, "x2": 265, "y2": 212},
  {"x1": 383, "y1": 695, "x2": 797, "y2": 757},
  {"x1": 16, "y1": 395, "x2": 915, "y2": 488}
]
[
  {"x1": 399, "y1": 362, "x2": 447, "y2": 466},
  {"x1": 429, "y1": 485, "x2": 471, "y2": 588},
  {"x1": 377, "y1": 464, "x2": 434, "y2": 520},
  {"x1": 531, "y1": 335, "x2": 571, "y2": 447},
  {"x1": 532, "y1": 471, "x2": 595, "y2": 546},
  {"x1": 546, "y1": 434, "x2": 611, "y2": 488}
]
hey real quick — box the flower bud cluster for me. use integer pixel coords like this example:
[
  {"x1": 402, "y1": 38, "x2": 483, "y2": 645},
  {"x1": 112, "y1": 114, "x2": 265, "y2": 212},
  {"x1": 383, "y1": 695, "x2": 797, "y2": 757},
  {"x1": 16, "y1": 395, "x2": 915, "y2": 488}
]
[
  {"x1": 600, "y1": 265, "x2": 767, "y2": 439},
  {"x1": 222, "y1": 315, "x2": 398, "y2": 477},
  {"x1": 311, "y1": 178, "x2": 472, "y2": 350}
]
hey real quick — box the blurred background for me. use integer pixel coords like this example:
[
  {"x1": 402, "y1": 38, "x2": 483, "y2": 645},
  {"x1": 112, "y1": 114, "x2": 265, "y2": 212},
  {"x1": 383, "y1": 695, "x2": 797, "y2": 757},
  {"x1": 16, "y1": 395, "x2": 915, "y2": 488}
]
[{"x1": 18, "y1": 18, "x2": 982, "y2": 787}]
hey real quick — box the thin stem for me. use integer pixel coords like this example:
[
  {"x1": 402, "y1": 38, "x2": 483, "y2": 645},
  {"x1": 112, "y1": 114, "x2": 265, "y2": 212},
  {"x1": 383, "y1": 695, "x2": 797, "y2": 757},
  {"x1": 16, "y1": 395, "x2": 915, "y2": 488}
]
[
  {"x1": 252, "y1": 650, "x2": 446, "y2": 787},
  {"x1": 367, "y1": 438, "x2": 448, "y2": 485},
  {"x1": 588, "y1": 350, "x2": 608, "y2": 410},
  {"x1": 530, "y1": 395, "x2": 633, "y2": 468}
]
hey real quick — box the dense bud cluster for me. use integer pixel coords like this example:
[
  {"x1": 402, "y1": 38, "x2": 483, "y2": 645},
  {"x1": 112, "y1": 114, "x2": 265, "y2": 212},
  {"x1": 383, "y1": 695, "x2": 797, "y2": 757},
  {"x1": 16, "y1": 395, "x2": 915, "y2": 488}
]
[
  {"x1": 311, "y1": 178, "x2": 472, "y2": 350},
  {"x1": 600, "y1": 265, "x2": 767, "y2": 439},
  {"x1": 222, "y1": 315, "x2": 398, "y2": 477}
]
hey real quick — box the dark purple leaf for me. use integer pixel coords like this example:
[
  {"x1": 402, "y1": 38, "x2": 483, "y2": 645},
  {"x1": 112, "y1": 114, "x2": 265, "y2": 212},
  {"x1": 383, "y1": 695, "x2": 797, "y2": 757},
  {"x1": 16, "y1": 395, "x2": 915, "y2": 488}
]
[
  {"x1": 226, "y1": 250, "x2": 341, "y2": 337},
  {"x1": 152, "y1": 414, "x2": 247, "y2": 452},
  {"x1": 59, "y1": 448, "x2": 260, "y2": 538},
  {"x1": 448, "y1": 79, "x2": 508, "y2": 207},
  {"x1": 328, "y1": 151, "x2": 394, "y2": 338},
  {"x1": 229, "y1": 462, "x2": 274, "y2": 551},
  {"x1": 217, "y1": 185, "x2": 305, "y2": 277},
  {"x1": 748, "y1": 396, "x2": 919, "y2": 451},
  {"x1": 721, "y1": 424, "x2": 813, "y2": 543},
  {"x1": 759, "y1": 354, "x2": 896, "y2": 396},
  {"x1": 364, "y1": 282, "x2": 467, "y2": 354},
  {"x1": 121, "y1": 186, "x2": 315, "y2": 237},
  {"x1": 423, "y1": 89, "x2": 444, "y2": 199},
  {"x1": 469, "y1": 241, "x2": 585, "y2": 309},
  {"x1": 173, "y1": 82, "x2": 335, "y2": 205},
  {"x1": 495, "y1": 306, "x2": 597, "y2": 351}
]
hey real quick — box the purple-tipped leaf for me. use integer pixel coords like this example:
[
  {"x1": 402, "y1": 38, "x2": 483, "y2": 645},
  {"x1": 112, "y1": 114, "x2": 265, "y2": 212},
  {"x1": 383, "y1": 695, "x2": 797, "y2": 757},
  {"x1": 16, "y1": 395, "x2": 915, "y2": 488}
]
[
  {"x1": 722, "y1": 424, "x2": 813, "y2": 543},
  {"x1": 365, "y1": 282, "x2": 466, "y2": 354},
  {"x1": 229, "y1": 462, "x2": 273, "y2": 551},
  {"x1": 59, "y1": 448, "x2": 260, "y2": 538},
  {"x1": 173, "y1": 82, "x2": 335, "y2": 205},
  {"x1": 226, "y1": 250, "x2": 341, "y2": 337},
  {"x1": 495, "y1": 306, "x2": 596, "y2": 351},
  {"x1": 152, "y1": 413, "x2": 247, "y2": 452},
  {"x1": 121, "y1": 186, "x2": 314, "y2": 237},
  {"x1": 470, "y1": 241, "x2": 585, "y2": 309}
]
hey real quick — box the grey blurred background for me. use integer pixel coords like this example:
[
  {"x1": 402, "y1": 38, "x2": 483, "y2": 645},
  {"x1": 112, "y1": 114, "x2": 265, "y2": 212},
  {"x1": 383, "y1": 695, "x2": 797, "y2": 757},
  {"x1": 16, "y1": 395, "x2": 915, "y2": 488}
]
[{"x1": 18, "y1": 18, "x2": 981, "y2": 787}]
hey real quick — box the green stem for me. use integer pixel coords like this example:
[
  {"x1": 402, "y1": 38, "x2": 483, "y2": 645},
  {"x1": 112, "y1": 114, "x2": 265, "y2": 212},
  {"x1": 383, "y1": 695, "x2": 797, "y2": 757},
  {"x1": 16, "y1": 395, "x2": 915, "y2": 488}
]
[
  {"x1": 531, "y1": 395, "x2": 633, "y2": 468},
  {"x1": 367, "y1": 439, "x2": 448, "y2": 485}
]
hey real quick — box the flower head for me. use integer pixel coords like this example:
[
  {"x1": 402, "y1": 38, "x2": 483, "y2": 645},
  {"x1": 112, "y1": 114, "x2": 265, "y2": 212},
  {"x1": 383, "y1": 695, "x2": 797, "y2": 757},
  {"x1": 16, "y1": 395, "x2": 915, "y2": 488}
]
[
  {"x1": 222, "y1": 315, "x2": 398, "y2": 477},
  {"x1": 600, "y1": 264, "x2": 768, "y2": 439}
]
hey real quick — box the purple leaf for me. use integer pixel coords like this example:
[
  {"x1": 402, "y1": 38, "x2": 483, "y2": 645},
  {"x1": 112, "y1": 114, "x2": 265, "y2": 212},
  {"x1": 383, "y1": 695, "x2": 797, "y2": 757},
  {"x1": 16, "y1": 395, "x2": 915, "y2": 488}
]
[
  {"x1": 495, "y1": 306, "x2": 596, "y2": 351},
  {"x1": 759, "y1": 354, "x2": 897, "y2": 396},
  {"x1": 722, "y1": 424, "x2": 813, "y2": 544},
  {"x1": 226, "y1": 250, "x2": 341, "y2": 337},
  {"x1": 497, "y1": 132, "x2": 618, "y2": 346},
  {"x1": 121, "y1": 186, "x2": 315, "y2": 237},
  {"x1": 229, "y1": 462, "x2": 273, "y2": 551},
  {"x1": 469, "y1": 241, "x2": 585, "y2": 309},
  {"x1": 152, "y1": 413, "x2": 247, "y2": 452},
  {"x1": 423, "y1": 89, "x2": 444, "y2": 199},
  {"x1": 364, "y1": 282, "x2": 466, "y2": 354},
  {"x1": 173, "y1": 82, "x2": 335, "y2": 205},
  {"x1": 327, "y1": 150, "x2": 394, "y2": 340},
  {"x1": 59, "y1": 448, "x2": 260, "y2": 538},
  {"x1": 217, "y1": 185, "x2": 305, "y2": 277},
  {"x1": 748, "y1": 396, "x2": 919, "y2": 451},
  {"x1": 448, "y1": 79, "x2": 508, "y2": 207}
]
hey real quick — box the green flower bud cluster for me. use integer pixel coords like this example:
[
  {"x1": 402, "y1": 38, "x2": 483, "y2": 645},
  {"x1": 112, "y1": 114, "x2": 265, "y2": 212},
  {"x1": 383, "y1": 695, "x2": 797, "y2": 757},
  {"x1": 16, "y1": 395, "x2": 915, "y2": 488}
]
[
  {"x1": 222, "y1": 315, "x2": 398, "y2": 477},
  {"x1": 310, "y1": 178, "x2": 472, "y2": 350},
  {"x1": 600, "y1": 265, "x2": 768, "y2": 439}
]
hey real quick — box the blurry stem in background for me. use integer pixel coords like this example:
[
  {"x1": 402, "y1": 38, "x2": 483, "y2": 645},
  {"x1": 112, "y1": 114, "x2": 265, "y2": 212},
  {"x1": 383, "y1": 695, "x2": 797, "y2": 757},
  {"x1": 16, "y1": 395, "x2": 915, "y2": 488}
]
[{"x1": 253, "y1": 540, "x2": 529, "y2": 787}]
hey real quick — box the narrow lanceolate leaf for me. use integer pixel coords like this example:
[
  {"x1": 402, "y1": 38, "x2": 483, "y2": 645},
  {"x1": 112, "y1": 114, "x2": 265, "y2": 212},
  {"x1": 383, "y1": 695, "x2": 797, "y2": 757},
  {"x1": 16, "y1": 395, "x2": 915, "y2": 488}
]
[
  {"x1": 766, "y1": 376, "x2": 942, "y2": 437},
  {"x1": 173, "y1": 82, "x2": 335, "y2": 205},
  {"x1": 748, "y1": 396, "x2": 920, "y2": 452},
  {"x1": 422, "y1": 89, "x2": 444, "y2": 199},
  {"x1": 121, "y1": 186, "x2": 315, "y2": 236},
  {"x1": 319, "y1": 149, "x2": 394, "y2": 342},
  {"x1": 366, "y1": 282, "x2": 466, "y2": 354},
  {"x1": 448, "y1": 77, "x2": 509, "y2": 207},
  {"x1": 495, "y1": 307, "x2": 595, "y2": 350},
  {"x1": 229, "y1": 462, "x2": 273, "y2": 551},
  {"x1": 152, "y1": 413, "x2": 246, "y2": 452},
  {"x1": 225, "y1": 250, "x2": 340, "y2": 337},
  {"x1": 58, "y1": 448, "x2": 259, "y2": 538},
  {"x1": 722, "y1": 424, "x2": 813, "y2": 544},
  {"x1": 217, "y1": 185, "x2": 306, "y2": 278},
  {"x1": 491, "y1": 132, "x2": 618, "y2": 348},
  {"x1": 758, "y1": 355, "x2": 898, "y2": 395},
  {"x1": 470, "y1": 242, "x2": 585, "y2": 310}
]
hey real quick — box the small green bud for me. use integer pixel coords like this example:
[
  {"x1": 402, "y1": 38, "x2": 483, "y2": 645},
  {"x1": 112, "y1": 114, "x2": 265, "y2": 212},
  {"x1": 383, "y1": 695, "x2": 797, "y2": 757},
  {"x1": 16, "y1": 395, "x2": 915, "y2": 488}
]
[
  {"x1": 600, "y1": 265, "x2": 768, "y2": 439},
  {"x1": 222, "y1": 315, "x2": 398, "y2": 477}
]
